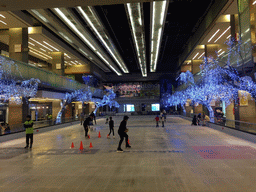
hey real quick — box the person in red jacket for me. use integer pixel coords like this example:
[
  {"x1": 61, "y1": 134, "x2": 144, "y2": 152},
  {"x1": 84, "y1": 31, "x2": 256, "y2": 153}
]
[{"x1": 155, "y1": 115, "x2": 159, "y2": 127}]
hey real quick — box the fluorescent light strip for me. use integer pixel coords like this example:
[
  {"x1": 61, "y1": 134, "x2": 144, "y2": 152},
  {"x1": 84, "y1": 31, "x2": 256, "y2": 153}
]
[
  {"x1": 29, "y1": 50, "x2": 49, "y2": 60},
  {"x1": 198, "y1": 52, "x2": 205, "y2": 59},
  {"x1": 127, "y1": 3, "x2": 146, "y2": 76},
  {"x1": 43, "y1": 41, "x2": 59, "y2": 51},
  {"x1": 64, "y1": 53, "x2": 71, "y2": 58},
  {"x1": 28, "y1": 42, "x2": 35, "y2": 46},
  {"x1": 29, "y1": 38, "x2": 53, "y2": 51},
  {"x1": 29, "y1": 47, "x2": 52, "y2": 59},
  {"x1": 152, "y1": 2, "x2": 155, "y2": 38},
  {"x1": 253, "y1": 0, "x2": 256, "y2": 5},
  {"x1": 78, "y1": 48, "x2": 88, "y2": 56},
  {"x1": 214, "y1": 26, "x2": 231, "y2": 43},
  {"x1": 0, "y1": 14, "x2": 5, "y2": 18},
  {"x1": 226, "y1": 34, "x2": 231, "y2": 39},
  {"x1": 0, "y1": 20, "x2": 7, "y2": 25},
  {"x1": 208, "y1": 29, "x2": 220, "y2": 42},
  {"x1": 77, "y1": 6, "x2": 128, "y2": 73},
  {"x1": 192, "y1": 52, "x2": 200, "y2": 60},
  {"x1": 40, "y1": 48, "x2": 46, "y2": 52},
  {"x1": 219, "y1": 51, "x2": 225, "y2": 56},
  {"x1": 218, "y1": 49, "x2": 222, "y2": 53},
  {"x1": 54, "y1": 8, "x2": 96, "y2": 51}
]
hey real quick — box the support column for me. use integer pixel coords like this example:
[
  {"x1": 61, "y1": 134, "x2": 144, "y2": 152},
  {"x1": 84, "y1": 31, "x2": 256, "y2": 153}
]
[
  {"x1": 230, "y1": 14, "x2": 238, "y2": 41},
  {"x1": 51, "y1": 52, "x2": 64, "y2": 76},
  {"x1": 9, "y1": 28, "x2": 28, "y2": 63},
  {"x1": 191, "y1": 60, "x2": 202, "y2": 74}
]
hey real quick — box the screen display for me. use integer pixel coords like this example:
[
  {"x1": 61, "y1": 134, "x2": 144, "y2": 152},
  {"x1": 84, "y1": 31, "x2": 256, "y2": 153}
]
[
  {"x1": 151, "y1": 104, "x2": 160, "y2": 111},
  {"x1": 126, "y1": 104, "x2": 135, "y2": 112}
]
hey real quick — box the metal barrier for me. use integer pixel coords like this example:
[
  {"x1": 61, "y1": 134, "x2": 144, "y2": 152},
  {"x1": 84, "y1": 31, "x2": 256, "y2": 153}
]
[
  {"x1": 0, "y1": 116, "x2": 79, "y2": 136},
  {"x1": 182, "y1": 113, "x2": 256, "y2": 135}
]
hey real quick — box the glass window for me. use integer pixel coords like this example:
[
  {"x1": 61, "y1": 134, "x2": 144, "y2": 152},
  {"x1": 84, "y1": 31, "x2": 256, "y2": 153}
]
[{"x1": 151, "y1": 104, "x2": 160, "y2": 111}]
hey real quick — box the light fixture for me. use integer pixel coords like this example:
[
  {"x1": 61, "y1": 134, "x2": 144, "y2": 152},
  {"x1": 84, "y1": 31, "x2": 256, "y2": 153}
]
[
  {"x1": 64, "y1": 53, "x2": 71, "y2": 59},
  {"x1": 0, "y1": 20, "x2": 7, "y2": 25},
  {"x1": 29, "y1": 47, "x2": 52, "y2": 59},
  {"x1": 0, "y1": 14, "x2": 5, "y2": 18},
  {"x1": 214, "y1": 26, "x2": 231, "y2": 43},
  {"x1": 219, "y1": 51, "x2": 225, "y2": 56},
  {"x1": 192, "y1": 52, "x2": 200, "y2": 60},
  {"x1": 150, "y1": 0, "x2": 168, "y2": 73},
  {"x1": 54, "y1": 8, "x2": 96, "y2": 51},
  {"x1": 29, "y1": 50, "x2": 49, "y2": 60},
  {"x1": 28, "y1": 42, "x2": 35, "y2": 46},
  {"x1": 79, "y1": 48, "x2": 88, "y2": 56},
  {"x1": 54, "y1": 8, "x2": 122, "y2": 76},
  {"x1": 126, "y1": 3, "x2": 147, "y2": 77},
  {"x1": 218, "y1": 49, "x2": 222, "y2": 53},
  {"x1": 77, "y1": 6, "x2": 129, "y2": 73},
  {"x1": 29, "y1": 37, "x2": 53, "y2": 51},
  {"x1": 40, "y1": 48, "x2": 46, "y2": 52},
  {"x1": 43, "y1": 41, "x2": 59, "y2": 51},
  {"x1": 31, "y1": 9, "x2": 49, "y2": 23},
  {"x1": 253, "y1": 0, "x2": 256, "y2": 5},
  {"x1": 208, "y1": 29, "x2": 220, "y2": 42},
  {"x1": 198, "y1": 52, "x2": 205, "y2": 59}
]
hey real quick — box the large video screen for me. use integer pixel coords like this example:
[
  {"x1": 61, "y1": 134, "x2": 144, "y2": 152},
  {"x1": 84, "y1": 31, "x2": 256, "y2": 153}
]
[
  {"x1": 126, "y1": 104, "x2": 135, "y2": 112},
  {"x1": 151, "y1": 104, "x2": 160, "y2": 111}
]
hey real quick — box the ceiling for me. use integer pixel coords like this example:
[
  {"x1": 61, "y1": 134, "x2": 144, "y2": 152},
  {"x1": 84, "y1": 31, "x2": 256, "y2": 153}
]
[{"x1": 0, "y1": 0, "x2": 215, "y2": 82}]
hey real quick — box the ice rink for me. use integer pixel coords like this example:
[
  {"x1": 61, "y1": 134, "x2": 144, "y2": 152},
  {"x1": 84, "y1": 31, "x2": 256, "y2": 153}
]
[{"x1": 1, "y1": 115, "x2": 256, "y2": 191}]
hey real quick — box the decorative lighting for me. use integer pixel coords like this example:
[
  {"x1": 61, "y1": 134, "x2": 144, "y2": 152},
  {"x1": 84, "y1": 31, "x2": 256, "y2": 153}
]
[
  {"x1": 150, "y1": 0, "x2": 168, "y2": 73},
  {"x1": 40, "y1": 48, "x2": 46, "y2": 52},
  {"x1": 29, "y1": 47, "x2": 52, "y2": 59},
  {"x1": 28, "y1": 42, "x2": 35, "y2": 46},
  {"x1": 214, "y1": 26, "x2": 231, "y2": 43},
  {"x1": 208, "y1": 29, "x2": 220, "y2": 42},
  {"x1": 29, "y1": 50, "x2": 49, "y2": 60},
  {"x1": 0, "y1": 14, "x2": 5, "y2": 18},
  {"x1": 253, "y1": 0, "x2": 256, "y2": 5},
  {"x1": 226, "y1": 34, "x2": 231, "y2": 39}
]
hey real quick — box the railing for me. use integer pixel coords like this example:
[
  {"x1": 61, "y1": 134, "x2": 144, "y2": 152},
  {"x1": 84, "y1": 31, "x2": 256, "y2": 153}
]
[
  {"x1": 181, "y1": 113, "x2": 256, "y2": 135},
  {"x1": 0, "y1": 116, "x2": 80, "y2": 136}
]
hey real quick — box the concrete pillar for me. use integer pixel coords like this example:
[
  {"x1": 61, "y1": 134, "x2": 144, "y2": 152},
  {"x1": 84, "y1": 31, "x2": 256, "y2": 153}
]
[
  {"x1": 205, "y1": 44, "x2": 219, "y2": 59},
  {"x1": 9, "y1": 28, "x2": 29, "y2": 63},
  {"x1": 230, "y1": 14, "x2": 238, "y2": 41},
  {"x1": 51, "y1": 52, "x2": 64, "y2": 76}
]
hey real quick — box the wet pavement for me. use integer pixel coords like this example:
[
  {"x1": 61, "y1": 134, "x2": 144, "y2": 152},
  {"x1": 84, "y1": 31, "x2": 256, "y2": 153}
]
[{"x1": 1, "y1": 116, "x2": 256, "y2": 191}]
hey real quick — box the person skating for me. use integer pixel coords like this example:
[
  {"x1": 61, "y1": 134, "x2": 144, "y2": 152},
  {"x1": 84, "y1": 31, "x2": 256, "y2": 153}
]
[
  {"x1": 191, "y1": 115, "x2": 197, "y2": 125},
  {"x1": 83, "y1": 114, "x2": 94, "y2": 138},
  {"x1": 24, "y1": 115, "x2": 34, "y2": 149},
  {"x1": 108, "y1": 117, "x2": 115, "y2": 139},
  {"x1": 117, "y1": 116, "x2": 131, "y2": 152},
  {"x1": 161, "y1": 114, "x2": 165, "y2": 127},
  {"x1": 155, "y1": 115, "x2": 159, "y2": 127}
]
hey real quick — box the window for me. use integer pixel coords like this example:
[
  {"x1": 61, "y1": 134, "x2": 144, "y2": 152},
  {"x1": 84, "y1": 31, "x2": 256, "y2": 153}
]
[
  {"x1": 151, "y1": 104, "x2": 160, "y2": 111},
  {"x1": 126, "y1": 104, "x2": 135, "y2": 112}
]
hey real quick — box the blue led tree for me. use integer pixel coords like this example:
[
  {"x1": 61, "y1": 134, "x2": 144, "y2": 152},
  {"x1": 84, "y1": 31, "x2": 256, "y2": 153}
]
[
  {"x1": 0, "y1": 56, "x2": 40, "y2": 104},
  {"x1": 164, "y1": 39, "x2": 256, "y2": 123}
]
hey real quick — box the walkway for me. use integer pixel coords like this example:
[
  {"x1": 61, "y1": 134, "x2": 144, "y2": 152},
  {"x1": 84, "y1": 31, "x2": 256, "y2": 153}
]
[{"x1": 1, "y1": 116, "x2": 256, "y2": 192}]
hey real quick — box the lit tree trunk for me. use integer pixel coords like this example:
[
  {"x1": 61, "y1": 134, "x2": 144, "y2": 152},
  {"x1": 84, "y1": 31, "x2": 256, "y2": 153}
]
[
  {"x1": 206, "y1": 104, "x2": 214, "y2": 123},
  {"x1": 181, "y1": 105, "x2": 186, "y2": 116},
  {"x1": 56, "y1": 100, "x2": 67, "y2": 124}
]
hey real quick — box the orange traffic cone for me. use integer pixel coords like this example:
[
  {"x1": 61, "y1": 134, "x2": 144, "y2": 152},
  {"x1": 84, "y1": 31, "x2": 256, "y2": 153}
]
[
  {"x1": 36, "y1": 130, "x2": 39, "y2": 132},
  {"x1": 71, "y1": 142, "x2": 74, "y2": 149},
  {"x1": 89, "y1": 142, "x2": 93, "y2": 148},
  {"x1": 79, "y1": 141, "x2": 84, "y2": 150},
  {"x1": 128, "y1": 139, "x2": 130, "y2": 145},
  {"x1": 88, "y1": 135, "x2": 90, "y2": 139},
  {"x1": 98, "y1": 131, "x2": 101, "y2": 138}
]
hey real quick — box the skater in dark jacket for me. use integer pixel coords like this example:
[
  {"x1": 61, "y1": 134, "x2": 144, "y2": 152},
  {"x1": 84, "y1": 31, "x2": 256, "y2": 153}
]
[
  {"x1": 108, "y1": 117, "x2": 115, "y2": 138},
  {"x1": 191, "y1": 115, "x2": 197, "y2": 125},
  {"x1": 83, "y1": 114, "x2": 93, "y2": 138},
  {"x1": 117, "y1": 116, "x2": 131, "y2": 152}
]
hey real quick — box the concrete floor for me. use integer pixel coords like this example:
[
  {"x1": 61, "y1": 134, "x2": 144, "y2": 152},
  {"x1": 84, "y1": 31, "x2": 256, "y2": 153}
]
[{"x1": 1, "y1": 116, "x2": 256, "y2": 192}]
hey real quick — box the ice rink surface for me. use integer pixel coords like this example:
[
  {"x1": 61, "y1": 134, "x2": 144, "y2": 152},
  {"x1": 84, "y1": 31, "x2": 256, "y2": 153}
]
[{"x1": 1, "y1": 115, "x2": 256, "y2": 191}]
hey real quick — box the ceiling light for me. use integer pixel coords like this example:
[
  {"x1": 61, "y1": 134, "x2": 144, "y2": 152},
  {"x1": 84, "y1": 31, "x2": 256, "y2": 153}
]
[
  {"x1": 214, "y1": 26, "x2": 231, "y2": 43},
  {"x1": 192, "y1": 52, "x2": 200, "y2": 60},
  {"x1": 253, "y1": 0, "x2": 256, "y2": 5},
  {"x1": 0, "y1": 20, "x2": 7, "y2": 25},
  {"x1": 40, "y1": 48, "x2": 46, "y2": 52},
  {"x1": 126, "y1": 3, "x2": 147, "y2": 76},
  {"x1": 29, "y1": 50, "x2": 49, "y2": 60},
  {"x1": 43, "y1": 41, "x2": 59, "y2": 51},
  {"x1": 226, "y1": 34, "x2": 231, "y2": 39},
  {"x1": 28, "y1": 42, "x2": 35, "y2": 46},
  {"x1": 208, "y1": 29, "x2": 220, "y2": 42},
  {"x1": 198, "y1": 52, "x2": 205, "y2": 59},
  {"x1": 64, "y1": 53, "x2": 71, "y2": 59},
  {"x1": 77, "y1": 6, "x2": 129, "y2": 73},
  {"x1": 54, "y1": 8, "x2": 96, "y2": 51},
  {"x1": 29, "y1": 37, "x2": 53, "y2": 51},
  {"x1": 29, "y1": 47, "x2": 52, "y2": 59},
  {"x1": 58, "y1": 32, "x2": 73, "y2": 43},
  {"x1": 219, "y1": 51, "x2": 225, "y2": 56},
  {"x1": 31, "y1": 10, "x2": 49, "y2": 23},
  {"x1": 218, "y1": 49, "x2": 222, "y2": 53},
  {"x1": 0, "y1": 14, "x2": 5, "y2": 18},
  {"x1": 150, "y1": 0, "x2": 168, "y2": 72}
]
